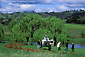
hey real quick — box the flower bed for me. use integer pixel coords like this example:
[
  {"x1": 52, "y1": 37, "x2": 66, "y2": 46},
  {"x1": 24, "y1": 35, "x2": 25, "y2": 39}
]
[{"x1": 4, "y1": 43, "x2": 41, "y2": 52}]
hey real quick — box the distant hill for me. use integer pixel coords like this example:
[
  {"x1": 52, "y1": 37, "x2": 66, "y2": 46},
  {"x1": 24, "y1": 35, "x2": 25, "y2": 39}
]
[
  {"x1": 0, "y1": 10, "x2": 85, "y2": 25},
  {"x1": 66, "y1": 10, "x2": 85, "y2": 24}
]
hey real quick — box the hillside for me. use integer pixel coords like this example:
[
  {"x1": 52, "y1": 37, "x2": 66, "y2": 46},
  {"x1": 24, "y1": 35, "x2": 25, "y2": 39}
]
[{"x1": 0, "y1": 10, "x2": 85, "y2": 25}]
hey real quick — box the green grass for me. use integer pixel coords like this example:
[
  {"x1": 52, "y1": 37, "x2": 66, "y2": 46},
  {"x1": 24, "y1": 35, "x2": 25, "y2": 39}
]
[
  {"x1": 65, "y1": 24, "x2": 85, "y2": 30},
  {"x1": 0, "y1": 43, "x2": 85, "y2": 57},
  {"x1": 65, "y1": 24, "x2": 85, "y2": 37},
  {"x1": 69, "y1": 38, "x2": 85, "y2": 44}
]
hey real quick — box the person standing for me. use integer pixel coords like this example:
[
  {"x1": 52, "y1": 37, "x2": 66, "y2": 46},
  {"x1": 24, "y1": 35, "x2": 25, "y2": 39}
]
[
  {"x1": 48, "y1": 43, "x2": 52, "y2": 50},
  {"x1": 57, "y1": 42, "x2": 61, "y2": 50},
  {"x1": 71, "y1": 43, "x2": 74, "y2": 52},
  {"x1": 65, "y1": 41, "x2": 68, "y2": 51},
  {"x1": 37, "y1": 40, "x2": 40, "y2": 49},
  {"x1": 40, "y1": 41, "x2": 42, "y2": 48}
]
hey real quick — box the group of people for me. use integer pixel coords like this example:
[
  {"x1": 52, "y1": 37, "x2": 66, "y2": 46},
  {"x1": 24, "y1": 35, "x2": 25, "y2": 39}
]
[
  {"x1": 37, "y1": 40, "x2": 51, "y2": 50},
  {"x1": 57, "y1": 41, "x2": 74, "y2": 52},
  {"x1": 37, "y1": 40, "x2": 75, "y2": 52}
]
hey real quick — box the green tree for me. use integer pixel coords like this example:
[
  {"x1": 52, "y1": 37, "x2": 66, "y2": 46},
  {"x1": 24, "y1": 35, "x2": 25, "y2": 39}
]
[
  {"x1": 0, "y1": 24, "x2": 4, "y2": 42},
  {"x1": 28, "y1": 14, "x2": 43, "y2": 38},
  {"x1": 12, "y1": 20, "x2": 31, "y2": 42},
  {"x1": 44, "y1": 16, "x2": 66, "y2": 45},
  {"x1": 8, "y1": 16, "x2": 17, "y2": 32},
  {"x1": 12, "y1": 14, "x2": 43, "y2": 43},
  {"x1": 57, "y1": 28, "x2": 68, "y2": 44},
  {"x1": 12, "y1": 14, "x2": 67, "y2": 45},
  {"x1": 33, "y1": 28, "x2": 53, "y2": 42}
]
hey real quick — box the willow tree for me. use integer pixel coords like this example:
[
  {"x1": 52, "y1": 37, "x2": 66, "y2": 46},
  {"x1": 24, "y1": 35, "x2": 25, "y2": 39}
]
[
  {"x1": 33, "y1": 28, "x2": 53, "y2": 42},
  {"x1": 12, "y1": 14, "x2": 43, "y2": 43},
  {"x1": 12, "y1": 14, "x2": 67, "y2": 45},
  {"x1": 57, "y1": 28, "x2": 68, "y2": 44},
  {"x1": 27, "y1": 14, "x2": 43, "y2": 38},
  {"x1": 8, "y1": 16, "x2": 17, "y2": 33},
  {"x1": 0, "y1": 24, "x2": 4, "y2": 42},
  {"x1": 44, "y1": 16, "x2": 67, "y2": 45}
]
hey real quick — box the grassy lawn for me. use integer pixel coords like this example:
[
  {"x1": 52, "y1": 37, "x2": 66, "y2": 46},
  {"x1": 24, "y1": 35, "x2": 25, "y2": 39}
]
[
  {"x1": 0, "y1": 43, "x2": 85, "y2": 57},
  {"x1": 65, "y1": 24, "x2": 85, "y2": 37},
  {"x1": 65, "y1": 24, "x2": 85, "y2": 30},
  {"x1": 69, "y1": 38, "x2": 85, "y2": 44}
]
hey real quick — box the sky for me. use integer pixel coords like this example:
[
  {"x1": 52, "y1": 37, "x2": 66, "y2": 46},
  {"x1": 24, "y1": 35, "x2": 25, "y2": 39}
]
[{"x1": 0, "y1": 0, "x2": 85, "y2": 13}]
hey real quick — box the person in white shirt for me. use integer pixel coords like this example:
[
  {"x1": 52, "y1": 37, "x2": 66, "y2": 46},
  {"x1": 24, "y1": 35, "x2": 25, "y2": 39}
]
[{"x1": 57, "y1": 42, "x2": 61, "y2": 50}]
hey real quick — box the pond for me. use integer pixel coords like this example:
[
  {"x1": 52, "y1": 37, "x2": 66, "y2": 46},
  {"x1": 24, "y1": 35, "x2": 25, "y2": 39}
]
[{"x1": 68, "y1": 44, "x2": 85, "y2": 48}]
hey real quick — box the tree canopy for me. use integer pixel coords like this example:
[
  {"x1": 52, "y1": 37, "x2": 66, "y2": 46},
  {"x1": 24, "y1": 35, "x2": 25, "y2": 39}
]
[{"x1": 12, "y1": 14, "x2": 68, "y2": 43}]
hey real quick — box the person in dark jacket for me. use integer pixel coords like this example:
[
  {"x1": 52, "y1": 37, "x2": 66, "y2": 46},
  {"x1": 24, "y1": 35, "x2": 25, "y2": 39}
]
[
  {"x1": 40, "y1": 41, "x2": 42, "y2": 48},
  {"x1": 48, "y1": 44, "x2": 52, "y2": 50},
  {"x1": 37, "y1": 40, "x2": 40, "y2": 49},
  {"x1": 65, "y1": 41, "x2": 68, "y2": 51},
  {"x1": 72, "y1": 43, "x2": 74, "y2": 52}
]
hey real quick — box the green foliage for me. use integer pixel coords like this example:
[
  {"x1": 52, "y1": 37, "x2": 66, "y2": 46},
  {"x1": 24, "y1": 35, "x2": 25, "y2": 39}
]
[
  {"x1": 12, "y1": 22, "x2": 30, "y2": 42},
  {"x1": 12, "y1": 14, "x2": 42, "y2": 42},
  {"x1": 29, "y1": 38, "x2": 32, "y2": 45},
  {"x1": 0, "y1": 24, "x2": 4, "y2": 41},
  {"x1": 8, "y1": 17, "x2": 17, "y2": 32},
  {"x1": 0, "y1": 10, "x2": 85, "y2": 25},
  {"x1": 66, "y1": 12, "x2": 85, "y2": 24},
  {"x1": 57, "y1": 28, "x2": 68, "y2": 42},
  {"x1": 33, "y1": 28, "x2": 53, "y2": 41},
  {"x1": 44, "y1": 16, "x2": 66, "y2": 43},
  {"x1": 12, "y1": 14, "x2": 67, "y2": 43}
]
